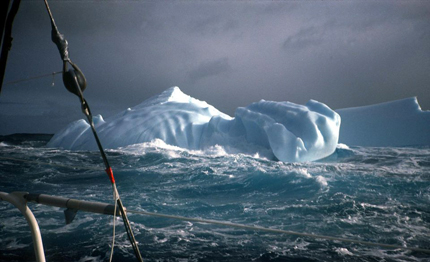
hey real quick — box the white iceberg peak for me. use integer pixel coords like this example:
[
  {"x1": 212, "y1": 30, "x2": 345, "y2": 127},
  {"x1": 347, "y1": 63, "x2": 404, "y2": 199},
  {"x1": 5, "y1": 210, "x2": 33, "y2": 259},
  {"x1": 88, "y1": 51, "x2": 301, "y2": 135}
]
[{"x1": 48, "y1": 87, "x2": 340, "y2": 162}]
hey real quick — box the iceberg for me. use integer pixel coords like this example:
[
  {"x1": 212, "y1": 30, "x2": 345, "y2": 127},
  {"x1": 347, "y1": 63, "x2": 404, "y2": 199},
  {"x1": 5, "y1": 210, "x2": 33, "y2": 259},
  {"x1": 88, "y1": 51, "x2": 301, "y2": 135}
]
[
  {"x1": 48, "y1": 87, "x2": 341, "y2": 162},
  {"x1": 336, "y1": 97, "x2": 430, "y2": 147}
]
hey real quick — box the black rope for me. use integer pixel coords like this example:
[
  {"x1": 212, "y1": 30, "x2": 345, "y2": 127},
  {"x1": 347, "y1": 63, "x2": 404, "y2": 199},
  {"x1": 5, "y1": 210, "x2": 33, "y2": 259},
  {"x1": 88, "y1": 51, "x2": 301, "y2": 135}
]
[
  {"x1": 43, "y1": 1, "x2": 143, "y2": 261},
  {"x1": 4, "y1": 71, "x2": 62, "y2": 86}
]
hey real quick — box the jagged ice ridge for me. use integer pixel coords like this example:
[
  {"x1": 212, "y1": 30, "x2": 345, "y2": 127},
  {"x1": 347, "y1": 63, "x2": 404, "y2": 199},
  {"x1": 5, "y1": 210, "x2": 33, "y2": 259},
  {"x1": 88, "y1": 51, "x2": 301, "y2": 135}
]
[
  {"x1": 48, "y1": 87, "x2": 430, "y2": 161},
  {"x1": 48, "y1": 87, "x2": 341, "y2": 162}
]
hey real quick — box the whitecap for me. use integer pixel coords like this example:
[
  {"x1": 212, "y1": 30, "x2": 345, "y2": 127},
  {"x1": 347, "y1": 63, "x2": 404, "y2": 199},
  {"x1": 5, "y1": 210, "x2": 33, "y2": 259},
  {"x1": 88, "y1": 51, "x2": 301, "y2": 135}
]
[
  {"x1": 335, "y1": 247, "x2": 353, "y2": 256},
  {"x1": 294, "y1": 168, "x2": 312, "y2": 178},
  {"x1": 336, "y1": 143, "x2": 350, "y2": 149},
  {"x1": 4, "y1": 238, "x2": 30, "y2": 250},
  {"x1": 315, "y1": 175, "x2": 328, "y2": 187}
]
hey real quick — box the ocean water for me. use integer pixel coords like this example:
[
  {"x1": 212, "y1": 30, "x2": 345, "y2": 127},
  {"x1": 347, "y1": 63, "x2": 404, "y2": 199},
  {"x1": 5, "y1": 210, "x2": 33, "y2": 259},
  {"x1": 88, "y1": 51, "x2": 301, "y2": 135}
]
[{"x1": 0, "y1": 134, "x2": 429, "y2": 262}]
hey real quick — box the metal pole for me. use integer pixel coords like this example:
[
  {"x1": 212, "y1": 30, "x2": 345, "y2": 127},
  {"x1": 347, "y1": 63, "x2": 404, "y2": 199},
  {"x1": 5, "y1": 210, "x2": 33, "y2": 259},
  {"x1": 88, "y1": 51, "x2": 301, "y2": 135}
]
[
  {"x1": 24, "y1": 193, "x2": 122, "y2": 216},
  {"x1": 0, "y1": 192, "x2": 46, "y2": 262},
  {"x1": 0, "y1": 0, "x2": 21, "y2": 93}
]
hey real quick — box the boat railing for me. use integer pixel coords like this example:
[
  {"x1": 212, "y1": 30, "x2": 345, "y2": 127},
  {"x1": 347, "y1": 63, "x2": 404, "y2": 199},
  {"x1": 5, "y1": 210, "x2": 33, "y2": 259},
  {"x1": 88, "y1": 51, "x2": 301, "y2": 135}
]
[
  {"x1": 2, "y1": 190, "x2": 430, "y2": 262},
  {"x1": 0, "y1": 191, "x2": 122, "y2": 262}
]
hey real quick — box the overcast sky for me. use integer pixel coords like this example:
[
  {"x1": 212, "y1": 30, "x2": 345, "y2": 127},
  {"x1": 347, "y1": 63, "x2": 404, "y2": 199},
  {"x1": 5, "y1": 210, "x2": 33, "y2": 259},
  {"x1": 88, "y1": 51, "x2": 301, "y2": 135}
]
[{"x1": 1, "y1": 0, "x2": 429, "y2": 135}]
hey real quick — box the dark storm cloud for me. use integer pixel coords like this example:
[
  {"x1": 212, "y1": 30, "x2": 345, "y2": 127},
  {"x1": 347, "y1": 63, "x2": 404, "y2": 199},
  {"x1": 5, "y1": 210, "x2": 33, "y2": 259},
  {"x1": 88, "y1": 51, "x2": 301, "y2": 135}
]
[
  {"x1": 188, "y1": 58, "x2": 231, "y2": 82},
  {"x1": 1, "y1": 1, "x2": 429, "y2": 135},
  {"x1": 282, "y1": 26, "x2": 323, "y2": 50},
  {"x1": 188, "y1": 14, "x2": 239, "y2": 36}
]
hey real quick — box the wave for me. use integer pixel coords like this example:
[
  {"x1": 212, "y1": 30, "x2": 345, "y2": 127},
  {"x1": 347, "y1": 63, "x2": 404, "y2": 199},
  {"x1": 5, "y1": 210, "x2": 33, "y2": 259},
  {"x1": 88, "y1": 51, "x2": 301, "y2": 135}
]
[{"x1": 1, "y1": 135, "x2": 429, "y2": 261}]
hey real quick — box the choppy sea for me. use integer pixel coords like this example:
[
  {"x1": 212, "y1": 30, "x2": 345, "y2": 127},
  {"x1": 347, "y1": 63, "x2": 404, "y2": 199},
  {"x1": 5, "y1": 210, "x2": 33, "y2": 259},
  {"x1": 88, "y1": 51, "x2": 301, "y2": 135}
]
[{"x1": 0, "y1": 134, "x2": 429, "y2": 262}]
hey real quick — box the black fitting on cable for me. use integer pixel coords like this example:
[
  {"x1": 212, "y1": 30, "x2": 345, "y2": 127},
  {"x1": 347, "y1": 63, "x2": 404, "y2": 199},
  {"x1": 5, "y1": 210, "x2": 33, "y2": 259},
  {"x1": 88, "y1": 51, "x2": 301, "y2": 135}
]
[
  {"x1": 44, "y1": 0, "x2": 86, "y2": 97},
  {"x1": 62, "y1": 67, "x2": 86, "y2": 96},
  {"x1": 51, "y1": 27, "x2": 69, "y2": 62}
]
